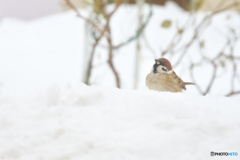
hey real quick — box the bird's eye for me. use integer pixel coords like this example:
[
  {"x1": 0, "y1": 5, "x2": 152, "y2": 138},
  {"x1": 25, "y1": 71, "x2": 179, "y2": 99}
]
[
  {"x1": 162, "y1": 67, "x2": 167, "y2": 72},
  {"x1": 157, "y1": 61, "x2": 160, "y2": 65}
]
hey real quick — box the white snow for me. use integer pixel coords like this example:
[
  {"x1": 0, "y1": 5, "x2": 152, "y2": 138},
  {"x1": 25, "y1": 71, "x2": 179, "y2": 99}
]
[
  {"x1": 0, "y1": 83, "x2": 240, "y2": 160},
  {"x1": 0, "y1": 2, "x2": 240, "y2": 159},
  {"x1": 0, "y1": 12, "x2": 85, "y2": 93}
]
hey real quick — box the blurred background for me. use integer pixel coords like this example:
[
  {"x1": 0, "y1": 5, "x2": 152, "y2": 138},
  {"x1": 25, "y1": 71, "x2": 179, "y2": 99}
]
[
  {"x1": 0, "y1": 0, "x2": 240, "y2": 96},
  {"x1": 0, "y1": 0, "x2": 239, "y2": 20}
]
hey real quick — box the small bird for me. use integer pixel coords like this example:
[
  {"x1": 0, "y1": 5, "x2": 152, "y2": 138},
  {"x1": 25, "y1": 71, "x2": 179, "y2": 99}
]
[{"x1": 146, "y1": 58, "x2": 195, "y2": 92}]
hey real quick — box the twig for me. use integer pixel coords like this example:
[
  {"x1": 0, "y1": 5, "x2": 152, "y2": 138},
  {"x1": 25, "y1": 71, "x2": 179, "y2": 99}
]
[
  {"x1": 203, "y1": 62, "x2": 217, "y2": 95},
  {"x1": 226, "y1": 91, "x2": 240, "y2": 97},
  {"x1": 164, "y1": 1, "x2": 240, "y2": 68},
  {"x1": 65, "y1": 0, "x2": 103, "y2": 34},
  {"x1": 105, "y1": 2, "x2": 122, "y2": 88},
  {"x1": 84, "y1": 35, "x2": 103, "y2": 85},
  {"x1": 189, "y1": 63, "x2": 204, "y2": 94},
  {"x1": 106, "y1": 22, "x2": 121, "y2": 88},
  {"x1": 113, "y1": 4, "x2": 153, "y2": 49},
  {"x1": 161, "y1": 13, "x2": 195, "y2": 56},
  {"x1": 142, "y1": 33, "x2": 158, "y2": 58},
  {"x1": 66, "y1": 0, "x2": 122, "y2": 88}
]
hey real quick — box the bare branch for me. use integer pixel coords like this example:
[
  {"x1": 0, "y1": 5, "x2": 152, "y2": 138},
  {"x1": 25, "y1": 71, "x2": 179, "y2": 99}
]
[
  {"x1": 163, "y1": 1, "x2": 240, "y2": 68},
  {"x1": 113, "y1": 5, "x2": 153, "y2": 49},
  {"x1": 65, "y1": 0, "x2": 103, "y2": 34},
  {"x1": 142, "y1": 33, "x2": 158, "y2": 58},
  {"x1": 203, "y1": 62, "x2": 217, "y2": 95},
  {"x1": 66, "y1": 0, "x2": 122, "y2": 88},
  {"x1": 84, "y1": 35, "x2": 103, "y2": 85},
  {"x1": 189, "y1": 63, "x2": 204, "y2": 94},
  {"x1": 226, "y1": 91, "x2": 240, "y2": 97},
  {"x1": 105, "y1": 2, "x2": 122, "y2": 88},
  {"x1": 106, "y1": 22, "x2": 121, "y2": 88},
  {"x1": 107, "y1": 0, "x2": 122, "y2": 18}
]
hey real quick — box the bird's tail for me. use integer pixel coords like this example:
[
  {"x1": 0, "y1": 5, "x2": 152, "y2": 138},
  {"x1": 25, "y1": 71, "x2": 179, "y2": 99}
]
[{"x1": 184, "y1": 82, "x2": 196, "y2": 85}]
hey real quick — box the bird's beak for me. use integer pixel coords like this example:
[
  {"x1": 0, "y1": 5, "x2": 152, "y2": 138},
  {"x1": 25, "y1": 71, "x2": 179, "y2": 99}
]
[{"x1": 155, "y1": 59, "x2": 160, "y2": 65}]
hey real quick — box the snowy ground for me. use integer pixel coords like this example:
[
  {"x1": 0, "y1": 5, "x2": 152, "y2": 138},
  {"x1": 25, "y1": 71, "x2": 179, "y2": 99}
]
[
  {"x1": 0, "y1": 83, "x2": 240, "y2": 160},
  {"x1": 0, "y1": 1, "x2": 240, "y2": 159}
]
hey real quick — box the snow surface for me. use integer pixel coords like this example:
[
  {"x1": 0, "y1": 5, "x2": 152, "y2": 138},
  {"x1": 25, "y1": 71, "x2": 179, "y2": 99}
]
[
  {"x1": 0, "y1": 2, "x2": 240, "y2": 159},
  {"x1": 0, "y1": 83, "x2": 240, "y2": 160}
]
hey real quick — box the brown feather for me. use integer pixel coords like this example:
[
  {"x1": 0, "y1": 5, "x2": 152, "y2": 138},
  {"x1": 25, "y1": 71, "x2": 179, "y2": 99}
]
[
  {"x1": 157, "y1": 58, "x2": 173, "y2": 71},
  {"x1": 170, "y1": 71, "x2": 186, "y2": 90}
]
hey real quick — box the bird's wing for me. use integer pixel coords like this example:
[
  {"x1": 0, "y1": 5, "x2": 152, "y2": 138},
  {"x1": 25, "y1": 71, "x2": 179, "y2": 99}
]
[{"x1": 171, "y1": 71, "x2": 186, "y2": 90}]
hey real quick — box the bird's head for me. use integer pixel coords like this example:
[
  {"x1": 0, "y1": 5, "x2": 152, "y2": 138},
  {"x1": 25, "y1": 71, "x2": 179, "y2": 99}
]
[{"x1": 153, "y1": 58, "x2": 173, "y2": 74}]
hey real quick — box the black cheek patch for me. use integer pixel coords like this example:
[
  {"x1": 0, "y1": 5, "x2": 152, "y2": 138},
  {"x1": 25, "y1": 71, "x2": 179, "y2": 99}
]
[{"x1": 153, "y1": 64, "x2": 159, "y2": 73}]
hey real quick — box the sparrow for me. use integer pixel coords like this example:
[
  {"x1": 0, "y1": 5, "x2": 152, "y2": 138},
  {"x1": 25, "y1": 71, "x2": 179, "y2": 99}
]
[{"x1": 146, "y1": 58, "x2": 195, "y2": 92}]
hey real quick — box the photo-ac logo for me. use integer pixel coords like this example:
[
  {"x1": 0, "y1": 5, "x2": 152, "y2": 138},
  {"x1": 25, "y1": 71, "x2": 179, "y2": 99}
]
[{"x1": 210, "y1": 151, "x2": 238, "y2": 156}]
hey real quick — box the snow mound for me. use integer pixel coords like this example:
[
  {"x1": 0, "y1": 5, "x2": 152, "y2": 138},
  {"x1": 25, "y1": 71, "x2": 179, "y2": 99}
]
[{"x1": 0, "y1": 83, "x2": 239, "y2": 160}]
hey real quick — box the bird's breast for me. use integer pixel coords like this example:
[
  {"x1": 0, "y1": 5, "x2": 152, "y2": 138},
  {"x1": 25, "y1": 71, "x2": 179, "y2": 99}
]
[
  {"x1": 146, "y1": 72, "x2": 182, "y2": 92},
  {"x1": 146, "y1": 72, "x2": 164, "y2": 91}
]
